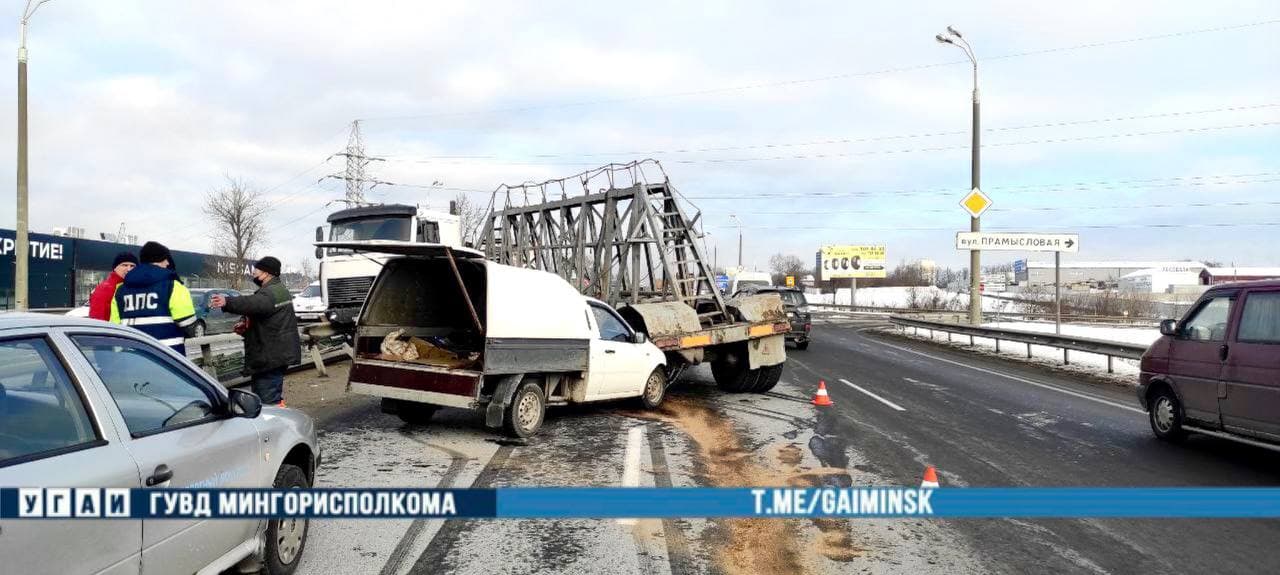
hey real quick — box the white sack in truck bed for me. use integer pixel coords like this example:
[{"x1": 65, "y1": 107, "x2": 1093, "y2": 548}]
[{"x1": 379, "y1": 329, "x2": 479, "y2": 370}]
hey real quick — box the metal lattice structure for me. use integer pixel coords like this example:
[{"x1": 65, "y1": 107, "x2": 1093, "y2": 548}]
[{"x1": 477, "y1": 161, "x2": 729, "y2": 326}]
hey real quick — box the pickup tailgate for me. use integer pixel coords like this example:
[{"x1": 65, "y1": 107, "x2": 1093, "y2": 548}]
[{"x1": 349, "y1": 358, "x2": 483, "y2": 409}]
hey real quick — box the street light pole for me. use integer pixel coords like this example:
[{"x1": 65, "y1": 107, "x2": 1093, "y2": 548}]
[
  {"x1": 729, "y1": 214, "x2": 743, "y2": 268},
  {"x1": 937, "y1": 26, "x2": 982, "y2": 326},
  {"x1": 15, "y1": 0, "x2": 52, "y2": 311}
]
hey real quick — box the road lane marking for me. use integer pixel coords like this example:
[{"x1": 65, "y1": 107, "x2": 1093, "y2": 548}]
[
  {"x1": 618, "y1": 425, "x2": 644, "y2": 526},
  {"x1": 903, "y1": 377, "x2": 920, "y2": 384},
  {"x1": 838, "y1": 378, "x2": 907, "y2": 412},
  {"x1": 864, "y1": 337, "x2": 1145, "y2": 414}
]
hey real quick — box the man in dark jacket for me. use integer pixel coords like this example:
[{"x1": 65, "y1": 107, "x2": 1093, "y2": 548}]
[{"x1": 210, "y1": 256, "x2": 301, "y2": 406}]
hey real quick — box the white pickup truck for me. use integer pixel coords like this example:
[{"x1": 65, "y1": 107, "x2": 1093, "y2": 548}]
[{"x1": 319, "y1": 241, "x2": 668, "y2": 436}]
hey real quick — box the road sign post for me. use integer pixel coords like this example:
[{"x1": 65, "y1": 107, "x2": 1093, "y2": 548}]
[
  {"x1": 955, "y1": 231, "x2": 1080, "y2": 335},
  {"x1": 1055, "y1": 251, "x2": 1062, "y2": 335}
]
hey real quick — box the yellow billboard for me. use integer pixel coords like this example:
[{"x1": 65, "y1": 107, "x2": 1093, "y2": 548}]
[{"x1": 820, "y1": 245, "x2": 887, "y2": 280}]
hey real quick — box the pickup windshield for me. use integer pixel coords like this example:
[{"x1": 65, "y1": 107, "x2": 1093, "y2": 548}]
[
  {"x1": 327, "y1": 217, "x2": 412, "y2": 255},
  {"x1": 779, "y1": 291, "x2": 806, "y2": 306}
]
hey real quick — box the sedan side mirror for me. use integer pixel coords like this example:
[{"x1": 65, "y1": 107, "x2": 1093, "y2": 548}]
[
  {"x1": 228, "y1": 388, "x2": 262, "y2": 419},
  {"x1": 631, "y1": 332, "x2": 648, "y2": 345},
  {"x1": 1159, "y1": 319, "x2": 1178, "y2": 337}
]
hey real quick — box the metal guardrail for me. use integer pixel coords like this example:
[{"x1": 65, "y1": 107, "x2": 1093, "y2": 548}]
[
  {"x1": 887, "y1": 315, "x2": 1148, "y2": 373},
  {"x1": 812, "y1": 303, "x2": 1160, "y2": 325},
  {"x1": 186, "y1": 331, "x2": 351, "y2": 386}
]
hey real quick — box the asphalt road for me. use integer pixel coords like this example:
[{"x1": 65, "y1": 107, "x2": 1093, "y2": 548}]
[{"x1": 276, "y1": 314, "x2": 1280, "y2": 575}]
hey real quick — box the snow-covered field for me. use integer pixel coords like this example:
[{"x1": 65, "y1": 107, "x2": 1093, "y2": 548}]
[
  {"x1": 808, "y1": 286, "x2": 1018, "y2": 312},
  {"x1": 891, "y1": 320, "x2": 1158, "y2": 383},
  {"x1": 982, "y1": 321, "x2": 1161, "y2": 347}
]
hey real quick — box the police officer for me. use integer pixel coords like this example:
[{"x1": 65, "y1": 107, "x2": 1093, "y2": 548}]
[
  {"x1": 111, "y1": 241, "x2": 199, "y2": 354},
  {"x1": 209, "y1": 256, "x2": 300, "y2": 406}
]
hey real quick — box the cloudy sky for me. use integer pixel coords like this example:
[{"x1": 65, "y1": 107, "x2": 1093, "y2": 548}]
[{"x1": 0, "y1": 0, "x2": 1276, "y2": 273}]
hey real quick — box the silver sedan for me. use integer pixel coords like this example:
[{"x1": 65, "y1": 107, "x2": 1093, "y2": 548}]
[{"x1": 0, "y1": 314, "x2": 320, "y2": 575}]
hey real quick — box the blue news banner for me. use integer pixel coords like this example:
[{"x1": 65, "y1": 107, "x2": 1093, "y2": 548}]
[{"x1": 5, "y1": 487, "x2": 1280, "y2": 519}]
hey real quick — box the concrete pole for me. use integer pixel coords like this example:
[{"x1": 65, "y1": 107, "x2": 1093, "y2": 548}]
[
  {"x1": 968, "y1": 83, "x2": 981, "y2": 326},
  {"x1": 15, "y1": 23, "x2": 30, "y2": 310}
]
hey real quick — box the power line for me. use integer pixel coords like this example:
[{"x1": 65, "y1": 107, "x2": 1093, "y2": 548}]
[
  {"x1": 356, "y1": 19, "x2": 1280, "y2": 122},
  {"x1": 704, "y1": 222, "x2": 1280, "y2": 231},
  {"x1": 683, "y1": 173, "x2": 1280, "y2": 200},
  {"x1": 730, "y1": 198, "x2": 1280, "y2": 216},
  {"x1": 372, "y1": 121, "x2": 1280, "y2": 166},
  {"x1": 378, "y1": 103, "x2": 1279, "y2": 161}
]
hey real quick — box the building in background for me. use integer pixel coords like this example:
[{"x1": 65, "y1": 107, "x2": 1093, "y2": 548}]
[
  {"x1": 1013, "y1": 260, "x2": 1205, "y2": 289},
  {"x1": 0, "y1": 228, "x2": 252, "y2": 310},
  {"x1": 1200, "y1": 267, "x2": 1280, "y2": 285},
  {"x1": 1119, "y1": 266, "x2": 1205, "y2": 293}
]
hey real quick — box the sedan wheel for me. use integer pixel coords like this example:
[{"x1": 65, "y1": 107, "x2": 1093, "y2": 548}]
[{"x1": 641, "y1": 369, "x2": 667, "y2": 409}]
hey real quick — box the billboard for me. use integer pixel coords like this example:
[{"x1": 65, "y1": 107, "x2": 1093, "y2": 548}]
[{"x1": 820, "y1": 245, "x2": 886, "y2": 280}]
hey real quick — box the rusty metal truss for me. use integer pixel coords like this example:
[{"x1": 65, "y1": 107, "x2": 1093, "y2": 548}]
[{"x1": 478, "y1": 162, "x2": 729, "y2": 326}]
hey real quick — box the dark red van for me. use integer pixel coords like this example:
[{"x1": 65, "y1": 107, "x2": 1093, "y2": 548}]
[{"x1": 1138, "y1": 280, "x2": 1280, "y2": 449}]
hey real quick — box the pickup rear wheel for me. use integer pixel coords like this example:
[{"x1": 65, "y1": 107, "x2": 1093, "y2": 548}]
[
  {"x1": 504, "y1": 380, "x2": 546, "y2": 438},
  {"x1": 640, "y1": 369, "x2": 667, "y2": 409}
]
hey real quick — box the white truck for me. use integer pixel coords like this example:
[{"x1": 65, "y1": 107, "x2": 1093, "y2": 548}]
[
  {"x1": 313, "y1": 204, "x2": 462, "y2": 333},
  {"x1": 317, "y1": 241, "x2": 669, "y2": 437}
]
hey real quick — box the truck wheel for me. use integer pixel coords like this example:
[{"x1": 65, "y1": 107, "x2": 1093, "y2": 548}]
[
  {"x1": 504, "y1": 380, "x2": 546, "y2": 438},
  {"x1": 264, "y1": 464, "x2": 310, "y2": 575},
  {"x1": 794, "y1": 340, "x2": 809, "y2": 351},
  {"x1": 712, "y1": 351, "x2": 760, "y2": 393},
  {"x1": 752, "y1": 363, "x2": 785, "y2": 393},
  {"x1": 1148, "y1": 386, "x2": 1187, "y2": 442},
  {"x1": 640, "y1": 369, "x2": 667, "y2": 409}
]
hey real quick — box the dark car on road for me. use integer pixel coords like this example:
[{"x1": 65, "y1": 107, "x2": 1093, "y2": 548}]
[
  {"x1": 732, "y1": 285, "x2": 811, "y2": 349},
  {"x1": 188, "y1": 288, "x2": 245, "y2": 336},
  {"x1": 1138, "y1": 279, "x2": 1280, "y2": 449}
]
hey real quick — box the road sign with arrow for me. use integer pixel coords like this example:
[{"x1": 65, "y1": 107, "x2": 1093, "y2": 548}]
[{"x1": 956, "y1": 232, "x2": 1079, "y2": 253}]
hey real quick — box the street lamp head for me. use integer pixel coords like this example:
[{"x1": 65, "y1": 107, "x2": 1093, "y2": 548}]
[
  {"x1": 935, "y1": 34, "x2": 950, "y2": 44},
  {"x1": 947, "y1": 25, "x2": 963, "y2": 38}
]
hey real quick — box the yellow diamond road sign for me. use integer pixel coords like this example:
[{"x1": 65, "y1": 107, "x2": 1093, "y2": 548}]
[{"x1": 961, "y1": 187, "x2": 992, "y2": 218}]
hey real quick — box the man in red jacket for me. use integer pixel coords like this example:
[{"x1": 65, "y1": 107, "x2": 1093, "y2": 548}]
[{"x1": 88, "y1": 252, "x2": 138, "y2": 320}]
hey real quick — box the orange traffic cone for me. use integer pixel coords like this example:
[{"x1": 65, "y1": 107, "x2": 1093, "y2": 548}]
[
  {"x1": 921, "y1": 466, "x2": 940, "y2": 488},
  {"x1": 812, "y1": 380, "x2": 834, "y2": 406}
]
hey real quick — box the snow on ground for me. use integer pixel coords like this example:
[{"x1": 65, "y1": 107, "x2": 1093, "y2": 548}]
[
  {"x1": 981, "y1": 321, "x2": 1161, "y2": 347},
  {"x1": 889, "y1": 320, "x2": 1158, "y2": 384},
  {"x1": 809, "y1": 286, "x2": 1017, "y2": 312}
]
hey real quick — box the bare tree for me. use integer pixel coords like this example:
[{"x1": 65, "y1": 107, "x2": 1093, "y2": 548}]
[
  {"x1": 454, "y1": 193, "x2": 487, "y2": 247},
  {"x1": 768, "y1": 253, "x2": 807, "y2": 285},
  {"x1": 297, "y1": 257, "x2": 315, "y2": 283},
  {"x1": 204, "y1": 175, "x2": 269, "y2": 289}
]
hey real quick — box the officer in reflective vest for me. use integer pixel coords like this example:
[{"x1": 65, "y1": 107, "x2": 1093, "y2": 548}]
[{"x1": 110, "y1": 241, "x2": 199, "y2": 355}]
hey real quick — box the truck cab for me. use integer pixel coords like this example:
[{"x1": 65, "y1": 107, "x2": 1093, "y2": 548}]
[{"x1": 315, "y1": 204, "x2": 461, "y2": 332}]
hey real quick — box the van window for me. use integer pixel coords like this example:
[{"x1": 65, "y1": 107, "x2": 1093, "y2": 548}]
[
  {"x1": 1238, "y1": 292, "x2": 1280, "y2": 344},
  {"x1": 1182, "y1": 296, "x2": 1232, "y2": 342}
]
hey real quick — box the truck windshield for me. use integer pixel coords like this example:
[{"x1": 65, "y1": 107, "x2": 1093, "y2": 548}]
[{"x1": 327, "y1": 217, "x2": 412, "y2": 255}]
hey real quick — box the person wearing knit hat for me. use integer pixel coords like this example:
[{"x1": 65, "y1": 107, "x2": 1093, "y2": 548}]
[
  {"x1": 87, "y1": 252, "x2": 138, "y2": 321},
  {"x1": 109, "y1": 241, "x2": 199, "y2": 354},
  {"x1": 210, "y1": 255, "x2": 300, "y2": 406}
]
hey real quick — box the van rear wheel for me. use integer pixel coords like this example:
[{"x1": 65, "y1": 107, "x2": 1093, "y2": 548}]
[
  {"x1": 1148, "y1": 387, "x2": 1187, "y2": 442},
  {"x1": 504, "y1": 380, "x2": 546, "y2": 438}
]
